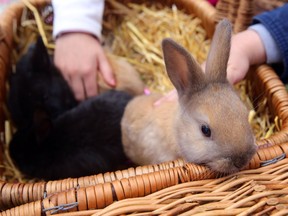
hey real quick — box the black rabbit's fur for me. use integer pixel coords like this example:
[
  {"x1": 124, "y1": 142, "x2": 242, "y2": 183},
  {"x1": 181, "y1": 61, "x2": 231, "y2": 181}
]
[
  {"x1": 8, "y1": 37, "x2": 133, "y2": 180},
  {"x1": 8, "y1": 38, "x2": 78, "y2": 129}
]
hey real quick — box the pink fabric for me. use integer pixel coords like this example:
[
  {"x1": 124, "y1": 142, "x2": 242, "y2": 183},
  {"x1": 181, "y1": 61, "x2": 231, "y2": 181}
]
[{"x1": 208, "y1": 0, "x2": 218, "y2": 6}]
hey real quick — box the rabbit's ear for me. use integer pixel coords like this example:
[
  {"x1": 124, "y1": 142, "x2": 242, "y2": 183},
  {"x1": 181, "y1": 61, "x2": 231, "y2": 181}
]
[
  {"x1": 205, "y1": 19, "x2": 232, "y2": 83},
  {"x1": 162, "y1": 38, "x2": 205, "y2": 95},
  {"x1": 31, "y1": 37, "x2": 52, "y2": 74}
]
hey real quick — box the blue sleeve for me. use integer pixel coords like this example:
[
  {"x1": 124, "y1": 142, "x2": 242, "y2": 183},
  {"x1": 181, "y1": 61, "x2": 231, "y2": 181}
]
[
  {"x1": 249, "y1": 24, "x2": 283, "y2": 64},
  {"x1": 252, "y1": 4, "x2": 288, "y2": 82}
]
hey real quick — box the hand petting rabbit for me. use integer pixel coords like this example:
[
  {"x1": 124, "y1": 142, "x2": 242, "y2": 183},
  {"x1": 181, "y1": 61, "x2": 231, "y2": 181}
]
[
  {"x1": 7, "y1": 37, "x2": 134, "y2": 180},
  {"x1": 121, "y1": 19, "x2": 257, "y2": 174},
  {"x1": 98, "y1": 53, "x2": 146, "y2": 96}
]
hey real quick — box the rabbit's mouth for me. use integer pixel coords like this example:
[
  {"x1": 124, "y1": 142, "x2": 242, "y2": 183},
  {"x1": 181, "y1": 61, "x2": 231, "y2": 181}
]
[{"x1": 205, "y1": 158, "x2": 248, "y2": 175}]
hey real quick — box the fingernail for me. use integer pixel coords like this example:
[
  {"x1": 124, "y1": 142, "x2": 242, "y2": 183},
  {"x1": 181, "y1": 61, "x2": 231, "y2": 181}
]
[{"x1": 110, "y1": 78, "x2": 116, "y2": 86}]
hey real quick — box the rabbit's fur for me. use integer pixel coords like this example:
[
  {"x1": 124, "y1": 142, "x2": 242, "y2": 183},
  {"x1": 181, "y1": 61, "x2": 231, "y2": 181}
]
[
  {"x1": 121, "y1": 20, "x2": 257, "y2": 174},
  {"x1": 8, "y1": 37, "x2": 133, "y2": 180},
  {"x1": 8, "y1": 39, "x2": 78, "y2": 129},
  {"x1": 98, "y1": 54, "x2": 146, "y2": 96}
]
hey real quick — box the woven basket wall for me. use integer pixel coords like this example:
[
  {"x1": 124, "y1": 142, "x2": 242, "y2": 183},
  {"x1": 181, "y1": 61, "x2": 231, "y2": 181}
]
[
  {"x1": 0, "y1": 0, "x2": 288, "y2": 215},
  {"x1": 215, "y1": 0, "x2": 288, "y2": 32}
]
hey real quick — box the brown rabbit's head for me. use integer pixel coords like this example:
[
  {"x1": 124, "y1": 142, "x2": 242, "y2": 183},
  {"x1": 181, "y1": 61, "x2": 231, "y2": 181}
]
[{"x1": 162, "y1": 19, "x2": 257, "y2": 174}]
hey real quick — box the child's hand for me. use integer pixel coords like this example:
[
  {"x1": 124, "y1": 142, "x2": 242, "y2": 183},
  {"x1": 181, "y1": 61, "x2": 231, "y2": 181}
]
[
  {"x1": 202, "y1": 29, "x2": 266, "y2": 84},
  {"x1": 54, "y1": 32, "x2": 115, "y2": 101},
  {"x1": 226, "y1": 29, "x2": 266, "y2": 84}
]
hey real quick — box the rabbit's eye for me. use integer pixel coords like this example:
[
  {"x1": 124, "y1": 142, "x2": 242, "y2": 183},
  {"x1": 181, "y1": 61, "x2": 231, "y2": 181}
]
[{"x1": 201, "y1": 125, "x2": 211, "y2": 137}]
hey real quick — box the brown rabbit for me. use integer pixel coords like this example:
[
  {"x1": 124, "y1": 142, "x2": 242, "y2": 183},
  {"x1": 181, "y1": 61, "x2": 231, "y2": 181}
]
[
  {"x1": 121, "y1": 19, "x2": 257, "y2": 174},
  {"x1": 98, "y1": 54, "x2": 146, "y2": 96}
]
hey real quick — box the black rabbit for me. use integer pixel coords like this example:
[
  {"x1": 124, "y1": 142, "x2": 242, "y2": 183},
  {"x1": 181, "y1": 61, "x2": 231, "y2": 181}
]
[
  {"x1": 8, "y1": 37, "x2": 133, "y2": 180},
  {"x1": 8, "y1": 38, "x2": 78, "y2": 128}
]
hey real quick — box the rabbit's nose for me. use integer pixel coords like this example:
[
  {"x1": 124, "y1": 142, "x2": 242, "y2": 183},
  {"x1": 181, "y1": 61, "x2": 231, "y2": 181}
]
[{"x1": 232, "y1": 155, "x2": 248, "y2": 169}]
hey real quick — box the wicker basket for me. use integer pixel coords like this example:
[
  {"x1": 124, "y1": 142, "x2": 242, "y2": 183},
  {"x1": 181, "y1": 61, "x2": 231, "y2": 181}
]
[
  {"x1": 215, "y1": 0, "x2": 288, "y2": 32},
  {"x1": 0, "y1": 0, "x2": 288, "y2": 215}
]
